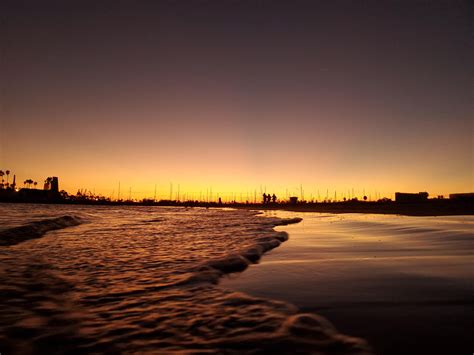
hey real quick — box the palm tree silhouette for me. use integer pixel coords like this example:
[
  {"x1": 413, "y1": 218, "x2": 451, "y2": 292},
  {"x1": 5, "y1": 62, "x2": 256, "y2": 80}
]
[
  {"x1": 34, "y1": 181, "x2": 37, "y2": 189},
  {"x1": 5, "y1": 170, "x2": 10, "y2": 187},
  {"x1": 23, "y1": 179, "x2": 33, "y2": 188},
  {"x1": 0, "y1": 170, "x2": 4, "y2": 188}
]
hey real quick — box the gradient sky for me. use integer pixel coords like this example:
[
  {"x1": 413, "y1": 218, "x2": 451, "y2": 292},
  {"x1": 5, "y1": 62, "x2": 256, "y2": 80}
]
[{"x1": 1, "y1": 0, "x2": 472, "y2": 200}]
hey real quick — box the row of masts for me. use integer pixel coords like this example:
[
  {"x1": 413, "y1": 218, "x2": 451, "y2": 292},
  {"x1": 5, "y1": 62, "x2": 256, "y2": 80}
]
[{"x1": 107, "y1": 181, "x2": 386, "y2": 202}]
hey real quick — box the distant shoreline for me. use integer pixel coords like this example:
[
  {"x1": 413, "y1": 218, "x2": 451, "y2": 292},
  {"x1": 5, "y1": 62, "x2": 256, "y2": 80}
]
[
  {"x1": 245, "y1": 201, "x2": 474, "y2": 216},
  {"x1": 0, "y1": 199, "x2": 472, "y2": 217}
]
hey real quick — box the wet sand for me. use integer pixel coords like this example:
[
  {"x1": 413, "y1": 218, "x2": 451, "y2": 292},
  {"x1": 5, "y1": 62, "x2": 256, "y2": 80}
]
[{"x1": 221, "y1": 212, "x2": 474, "y2": 355}]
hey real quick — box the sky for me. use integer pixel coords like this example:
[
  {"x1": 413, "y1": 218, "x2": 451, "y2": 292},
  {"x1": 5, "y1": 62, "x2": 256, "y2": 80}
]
[{"x1": 1, "y1": 0, "x2": 472, "y2": 200}]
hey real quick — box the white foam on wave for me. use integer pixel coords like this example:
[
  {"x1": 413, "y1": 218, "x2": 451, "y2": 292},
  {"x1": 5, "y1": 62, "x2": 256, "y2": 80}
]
[{"x1": 180, "y1": 218, "x2": 301, "y2": 286}]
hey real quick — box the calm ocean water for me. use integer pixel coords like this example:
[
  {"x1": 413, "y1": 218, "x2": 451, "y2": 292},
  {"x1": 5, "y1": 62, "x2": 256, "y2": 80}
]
[{"x1": 0, "y1": 204, "x2": 370, "y2": 354}]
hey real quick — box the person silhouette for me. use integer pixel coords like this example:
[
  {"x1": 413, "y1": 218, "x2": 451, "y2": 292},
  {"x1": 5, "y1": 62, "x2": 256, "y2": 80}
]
[{"x1": 272, "y1": 193, "x2": 277, "y2": 203}]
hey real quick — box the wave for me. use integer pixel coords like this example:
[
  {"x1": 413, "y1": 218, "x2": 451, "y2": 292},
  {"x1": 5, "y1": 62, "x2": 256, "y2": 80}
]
[
  {"x1": 0, "y1": 208, "x2": 372, "y2": 354},
  {"x1": 176, "y1": 218, "x2": 301, "y2": 285},
  {"x1": 0, "y1": 215, "x2": 82, "y2": 246},
  {"x1": 130, "y1": 214, "x2": 370, "y2": 354}
]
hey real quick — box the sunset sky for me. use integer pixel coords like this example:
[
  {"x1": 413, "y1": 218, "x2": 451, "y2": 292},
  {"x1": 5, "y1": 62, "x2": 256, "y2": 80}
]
[{"x1": 2, "y1": 0, "x2": 472, "y2": 200}]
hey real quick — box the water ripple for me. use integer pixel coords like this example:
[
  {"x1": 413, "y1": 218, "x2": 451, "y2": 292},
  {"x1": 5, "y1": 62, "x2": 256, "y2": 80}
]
[{"x1": 0, "y1": 204, "x2": 370, "y2": 354}]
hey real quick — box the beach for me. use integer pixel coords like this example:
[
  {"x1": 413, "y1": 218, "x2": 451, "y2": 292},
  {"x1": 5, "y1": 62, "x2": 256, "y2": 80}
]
[
  {"x1": 1, "y1": 203, "x2": 472, "y2": 354},
  {"x1": 221, "y1": 211, "x2": 474, "y2": 354}
]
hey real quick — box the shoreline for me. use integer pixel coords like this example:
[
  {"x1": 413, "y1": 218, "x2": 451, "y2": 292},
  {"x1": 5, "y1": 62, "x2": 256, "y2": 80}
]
[
  {"x1": 238, "y1": 200, "x2": 474, "y2": 216},
  {"x1": 1, "y1": 199, "x2": 473, "y2": 217}
]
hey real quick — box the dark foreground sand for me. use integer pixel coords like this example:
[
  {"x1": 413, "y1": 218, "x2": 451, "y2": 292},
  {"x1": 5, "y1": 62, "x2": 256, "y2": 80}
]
[{"x1": 221, "y1": 212, "x2": 474, "y2": 355}]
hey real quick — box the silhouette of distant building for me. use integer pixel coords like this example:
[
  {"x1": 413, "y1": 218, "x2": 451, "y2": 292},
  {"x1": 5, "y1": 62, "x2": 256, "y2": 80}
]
[
  {"x1": 395, "y1": 192, "x2": 429, "y2": 202},
  {"x1": 289, "y1": 196, "x2": 298, "y2": 204},
  {"x1": 449, "y1": 193, "x2": 474, "y2": 201},
  {"x1": 44, "y1": 177, "x2": 59, "y2": 192},
  {"x1": 51, "y1": 177, "x2": 59, "y2": 192}
]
